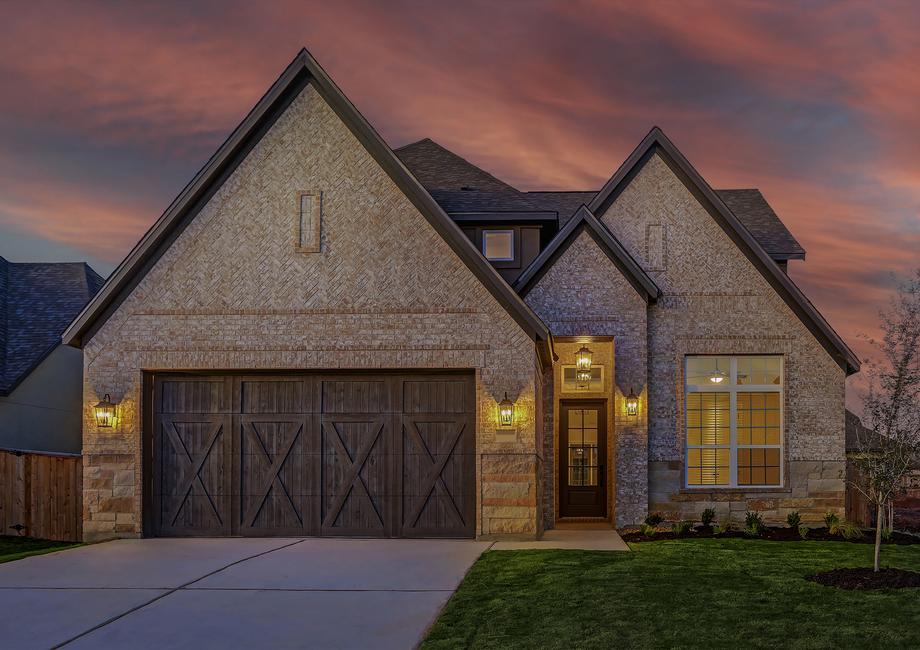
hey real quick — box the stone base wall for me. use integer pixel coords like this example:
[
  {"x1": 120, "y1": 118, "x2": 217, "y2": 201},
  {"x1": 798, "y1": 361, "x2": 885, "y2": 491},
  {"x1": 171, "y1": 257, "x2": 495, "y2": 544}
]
[
  {"x1": 480, "y1": 453, "x2": 541, "y2": 537},
  {"x1": 649, "y1": 460, "x2": 845, "y2": 524}
]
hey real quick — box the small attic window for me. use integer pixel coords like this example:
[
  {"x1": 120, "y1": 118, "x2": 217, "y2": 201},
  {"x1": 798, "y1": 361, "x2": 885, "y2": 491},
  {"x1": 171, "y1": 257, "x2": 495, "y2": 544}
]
[{"x1": 483, "y1": 230, "x2": 514, "y2": 261}]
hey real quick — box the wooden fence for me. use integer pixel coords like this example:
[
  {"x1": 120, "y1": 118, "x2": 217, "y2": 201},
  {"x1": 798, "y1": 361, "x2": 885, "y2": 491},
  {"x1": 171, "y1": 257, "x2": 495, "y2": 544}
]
[{"x1": 0, "y1": 448, "x2": 82, "y2": 541}]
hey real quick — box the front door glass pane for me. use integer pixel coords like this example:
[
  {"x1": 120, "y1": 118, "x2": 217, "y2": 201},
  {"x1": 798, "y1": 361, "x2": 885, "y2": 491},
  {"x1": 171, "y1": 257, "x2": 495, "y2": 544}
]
[{"x1": 567, "y1": 408, "x2": 599, "y2": 487}]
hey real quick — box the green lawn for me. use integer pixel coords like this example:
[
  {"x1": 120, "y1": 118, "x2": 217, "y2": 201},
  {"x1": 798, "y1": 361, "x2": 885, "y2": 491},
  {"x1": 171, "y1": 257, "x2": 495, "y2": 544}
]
[
  {"x1": 0, "y1": 536, "x2": 82, "y2": 564},
  {"x1": 423, "y1": 539, "x2": 920, "y2": 649}
]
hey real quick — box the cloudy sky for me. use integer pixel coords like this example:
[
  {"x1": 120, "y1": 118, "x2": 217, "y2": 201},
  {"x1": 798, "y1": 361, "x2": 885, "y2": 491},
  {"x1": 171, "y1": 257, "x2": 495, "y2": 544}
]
[{"x1": 0, "y1": 1, "x2": 917, "y2": 406}]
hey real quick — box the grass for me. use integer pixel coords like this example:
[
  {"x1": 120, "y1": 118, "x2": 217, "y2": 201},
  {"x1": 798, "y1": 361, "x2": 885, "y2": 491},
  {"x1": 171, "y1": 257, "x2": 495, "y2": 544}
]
[
  {"x1": 423, "y1": 538, "x2": 920, "y2": 649},
  {"x1": 0, "y1": 535, "x2": 82, "y2": 564}
]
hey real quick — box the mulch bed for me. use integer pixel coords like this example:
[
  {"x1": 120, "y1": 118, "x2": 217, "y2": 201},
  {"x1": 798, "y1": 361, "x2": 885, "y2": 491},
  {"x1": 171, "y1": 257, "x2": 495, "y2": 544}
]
[
  {"x1": 807, "y1": 568, "x2": 920, "y2": 590},
  {"x1": 620, "y1": 525, "x2": 920, "y2": 544}
]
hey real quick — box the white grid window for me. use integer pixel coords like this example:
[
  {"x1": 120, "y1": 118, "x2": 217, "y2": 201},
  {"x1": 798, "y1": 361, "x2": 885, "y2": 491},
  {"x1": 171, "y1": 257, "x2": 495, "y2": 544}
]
[{"x1": 685, "y1": 356, "x2": 783, "y2": 488}]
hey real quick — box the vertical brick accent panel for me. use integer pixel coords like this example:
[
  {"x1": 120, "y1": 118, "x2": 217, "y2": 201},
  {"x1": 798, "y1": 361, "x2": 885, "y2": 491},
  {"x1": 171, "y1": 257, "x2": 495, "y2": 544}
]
[
  {"x1": 599, "y1": 154, "x2": 846, "y2": 523},
  {"x1": 81, "y1": 84, "x2": 539, "y2": 541},
  {"x1": 525, "y1": 231, "x2": 649, "y2": 526}
]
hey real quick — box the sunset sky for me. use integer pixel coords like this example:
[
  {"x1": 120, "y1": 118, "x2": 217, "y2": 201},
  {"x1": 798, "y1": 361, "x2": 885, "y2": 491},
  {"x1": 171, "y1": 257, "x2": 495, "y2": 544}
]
[{"x1": 1, "y1": 1, "x2": 918, "y2": 407}]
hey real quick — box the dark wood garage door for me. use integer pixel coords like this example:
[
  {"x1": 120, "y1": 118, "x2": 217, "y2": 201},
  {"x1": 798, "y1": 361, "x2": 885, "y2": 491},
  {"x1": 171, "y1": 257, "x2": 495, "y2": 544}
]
[{"x1": 146, "y1": 372, "x2": 475, "y2": 538}]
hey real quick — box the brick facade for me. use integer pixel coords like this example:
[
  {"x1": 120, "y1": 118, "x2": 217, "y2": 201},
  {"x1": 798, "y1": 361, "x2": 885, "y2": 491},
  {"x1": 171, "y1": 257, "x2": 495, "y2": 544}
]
[
  {"x1": 81, "y1": 84, "x2": 541, "y2": 541},
  {"x1": 525, "y1": 231, "x2": 649, "y2": 527},
  {"x1": 599, "y1": 153, "x2": 846, "y2": 524}
]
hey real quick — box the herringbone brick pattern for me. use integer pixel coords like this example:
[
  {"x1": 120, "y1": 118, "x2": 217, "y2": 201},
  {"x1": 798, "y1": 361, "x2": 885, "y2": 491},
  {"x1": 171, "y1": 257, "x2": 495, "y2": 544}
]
[{"x1": 82, "y1": 85, "x2": 539, "y2": 540}]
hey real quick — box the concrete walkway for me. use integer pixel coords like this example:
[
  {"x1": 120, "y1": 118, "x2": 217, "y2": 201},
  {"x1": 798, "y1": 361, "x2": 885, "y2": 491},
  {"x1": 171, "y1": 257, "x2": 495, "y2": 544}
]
[
  {"x1": 0, "y1": 538, "x2": 490, "y2": 649},
  {"x1": 491, "y1": 526, "x2": 629, "y2": 551}
]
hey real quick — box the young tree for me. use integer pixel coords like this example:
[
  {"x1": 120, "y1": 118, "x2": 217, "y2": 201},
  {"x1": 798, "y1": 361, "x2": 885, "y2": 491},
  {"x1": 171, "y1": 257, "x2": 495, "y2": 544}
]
[{"x1": 850, "y1": 270, "x2": 920, "y2": 572}]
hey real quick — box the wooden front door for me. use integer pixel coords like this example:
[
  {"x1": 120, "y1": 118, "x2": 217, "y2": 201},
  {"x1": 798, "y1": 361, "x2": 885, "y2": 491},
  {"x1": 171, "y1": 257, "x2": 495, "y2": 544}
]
[
  {"x1": 148, "y1": 372, "x2": 475, "y2": 538},
  {"x1": 559, "y1": 400, "x2": 607, "y2": 518}
]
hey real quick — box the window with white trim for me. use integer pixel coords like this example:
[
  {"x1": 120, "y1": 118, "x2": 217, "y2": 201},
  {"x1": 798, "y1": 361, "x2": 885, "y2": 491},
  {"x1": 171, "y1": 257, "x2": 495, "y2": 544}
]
[
  {"x1": 482, "y1": 230, "x2": 514, "y2": 261},
  {"x1": 685, "y1": 355, "x2": 783, "y2": 488}
]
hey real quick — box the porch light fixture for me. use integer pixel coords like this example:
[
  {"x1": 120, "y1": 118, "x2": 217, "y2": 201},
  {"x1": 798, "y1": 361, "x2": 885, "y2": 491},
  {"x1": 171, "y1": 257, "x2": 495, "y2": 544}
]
[
  {"x1": 94, "y1": 394, "x2": 116, "y2": 428},
  {"x1": 625, "y1": 388, "x2": 639, "y2": 417},
  {"x1": 708, "y1": 371, "x2": 726, "y2": 384},
  {"x1": 575, "y1": 368, "x2": 592, "y2": 390},
  {"x1": 575, "y1": 345, "x2": 593, "y2": 371},
  {"x1": 498, "y1": 393, "x2": 514, "y2": 428}
]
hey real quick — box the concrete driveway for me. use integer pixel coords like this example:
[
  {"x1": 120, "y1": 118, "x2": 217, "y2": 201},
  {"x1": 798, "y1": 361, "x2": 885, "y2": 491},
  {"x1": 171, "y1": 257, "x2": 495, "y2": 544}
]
[{"x1": 0, "y1": 537, "x2": 490, "y2": 649}]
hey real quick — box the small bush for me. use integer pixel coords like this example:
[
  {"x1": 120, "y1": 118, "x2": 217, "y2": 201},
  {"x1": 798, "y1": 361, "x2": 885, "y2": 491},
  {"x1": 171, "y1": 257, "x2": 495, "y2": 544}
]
[
  {"x1": 715, "y1": 516, "x2": 735, "y2": 535},
  {"x1": 798, "y1": 525, "x2": 810, "y2": 540},
  {"x1": 700, "y1": 508, "x2": 716, "y2": 527},
  {"x1": 882, "y1": 527, "x2": 893, "y2": 542},
  {"x1": 823, "y1": 512, "x2": 840, "y2": 530},
  {"x1": 645, "y1": 512, "x2": 664, "y2": 527},
  {"x1": 672, "y1": 520, "x2": 692, "y2": 537},
  {"x1": 786, "y1": 511, "x2": 801, "y2": 528},
  {"x1": 837, "y1": 520, "x2": 864, "y2": 540},
  {"x1": 639, "y1": 523, "x2": 657, "y2": 538},
  {"x1": 744, "y1": 511, "x2": 764, "y2": 537}
]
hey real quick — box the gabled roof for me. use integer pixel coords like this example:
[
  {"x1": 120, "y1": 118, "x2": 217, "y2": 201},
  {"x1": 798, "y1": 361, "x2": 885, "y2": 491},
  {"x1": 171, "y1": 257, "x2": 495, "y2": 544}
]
[
  {"x1": 396, "y1": 139, "x2": 805, "y2": 263},
  {"x1": 515, "y1": 205, "x2": 660, "y2": 302},
  {"x1": 0, "y1": 256, "x2": 103, "y2": 395},
  {"x1": 395, "y1": 138, "x2": 520, "y2": 194},
  {"x1": 717, "y1": 189, "x2": 805, "y2": 260},
  {"x1": 62, "y1": 49, "x2": 551, "y2": 362},
  {"x1": 589, "y1": 127, "x2": 859, "y2": 374}
]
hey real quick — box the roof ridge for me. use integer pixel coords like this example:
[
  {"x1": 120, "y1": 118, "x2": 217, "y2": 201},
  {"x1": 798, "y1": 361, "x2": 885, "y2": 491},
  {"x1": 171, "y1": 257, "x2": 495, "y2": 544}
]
[{"x1": 396, "y1": 136, "x2": 521, "y2": 193}]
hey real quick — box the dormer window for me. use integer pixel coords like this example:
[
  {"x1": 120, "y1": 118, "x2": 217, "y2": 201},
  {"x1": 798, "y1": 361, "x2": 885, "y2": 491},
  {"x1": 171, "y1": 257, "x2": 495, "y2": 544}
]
[{"x1": 482, "y1": 230, "x2": 514, "y2": 261}]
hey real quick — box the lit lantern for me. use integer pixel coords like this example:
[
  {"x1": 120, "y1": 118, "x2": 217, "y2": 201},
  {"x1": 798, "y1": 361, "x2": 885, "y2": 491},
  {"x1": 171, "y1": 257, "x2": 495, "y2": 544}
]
[
  {"x1": 709, "y1": 371, "x2": 726, "y2": 384},
  {"x1": 94, "y1": 394, "x2": 116, "y2": 428},
  {"x1": 575, "y1": 345, "x2": 593, "y2": 370},
  {"x1": 625, "y1": 388, "x2": 639, "y2": 417},
  {"x1": 498, "y1": 393, "x2": 514, "y2": 428},
  {"x1": 575, "y1": 368, "x2": 592, "y2": 390}
]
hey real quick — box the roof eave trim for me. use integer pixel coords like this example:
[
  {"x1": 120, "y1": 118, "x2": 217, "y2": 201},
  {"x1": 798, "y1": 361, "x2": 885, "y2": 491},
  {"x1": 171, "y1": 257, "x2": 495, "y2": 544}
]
[
  {"x1": 589, "y1": 127, "x2": 859, "y2": 375},
  {"x1": 63, "y1": 48, "x2": 549, "y2": 348},
  {"x1": 515, "y1": 205, "x2": 660, "y2": 302}
]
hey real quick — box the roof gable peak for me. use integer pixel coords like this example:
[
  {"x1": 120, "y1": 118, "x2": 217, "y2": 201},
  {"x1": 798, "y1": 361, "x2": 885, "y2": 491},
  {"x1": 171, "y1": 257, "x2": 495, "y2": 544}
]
[{"x1": 515, "y1": 204, "x2": 659, "y2": 302}]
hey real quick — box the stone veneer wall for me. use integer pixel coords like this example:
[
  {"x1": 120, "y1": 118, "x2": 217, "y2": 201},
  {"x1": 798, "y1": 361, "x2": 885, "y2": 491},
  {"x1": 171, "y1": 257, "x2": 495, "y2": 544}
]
[
  {"x1": 524, "y1": 230, "x2": 649, "y2": 527},
  {"x1": 599, "y1": 153, "x2": 846, "y2": 524},
  {"x1": 81, "y1": 83, "x2": 540, "y2": 541}
]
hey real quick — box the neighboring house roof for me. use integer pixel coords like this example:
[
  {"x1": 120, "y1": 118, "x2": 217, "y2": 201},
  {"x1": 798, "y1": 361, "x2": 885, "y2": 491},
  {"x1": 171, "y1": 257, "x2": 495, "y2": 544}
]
[
  {"x1": 396, "y1": 139, "x2": 806, "y2": 263},
  {"x1": 0, "y1": 256, "x2": 103, "y2": 395},
  {"x1": 717, "y1": 189, "x2": 805, "y2": 260},
  {"x1": 515, "y1": 205, "x2": 660, "y2": 302},
  {"x1": 588, "y1": 127, "x2": 858, "y2": 375},
  {"x1": 61, "y1": 49, "x2": 552, "y2": 364}
]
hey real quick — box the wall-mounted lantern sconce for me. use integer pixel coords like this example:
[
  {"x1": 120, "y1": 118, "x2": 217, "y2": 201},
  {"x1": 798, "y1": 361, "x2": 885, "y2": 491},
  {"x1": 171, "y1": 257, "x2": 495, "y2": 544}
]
[
  {"x1": 575, "y1": 345, "x2": 593, "y2": 371},
  {"x1": 498, "y1": 392, "x2": 514, "y2": 429},
  {"x1": 94, "y1": 394, "x2": 116, "y2": 428},
  {"x1": 625, "y1": 388, "x2": 639, "y2": 417}
]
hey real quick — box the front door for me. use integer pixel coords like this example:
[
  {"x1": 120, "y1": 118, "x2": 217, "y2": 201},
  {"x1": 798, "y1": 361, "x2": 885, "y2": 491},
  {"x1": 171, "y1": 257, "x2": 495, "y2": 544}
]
[{"x1": 559, "y1": 400, "x2": 607, "y2": 518}]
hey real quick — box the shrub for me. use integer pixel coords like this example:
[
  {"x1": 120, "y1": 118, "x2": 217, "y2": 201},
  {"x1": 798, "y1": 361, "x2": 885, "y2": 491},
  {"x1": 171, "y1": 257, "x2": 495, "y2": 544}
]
[
  {"x1": 672, "y1": 520, "x2": 692, "y2": 537},
  {"x1": 639, "y1": 523, "x2": 657, "y2": 538},
  {"x1": 798, "y1": 524, "x2": 810, "y2": 539},
  {"x1": 645, "y1": 512, "x2": 663, "y2": 527},
  {"x1": 744, "y1": 511, "x2": 764, "y2": 537},
  {"x1": 786, "y1": 511, "x2": 801, "y2": 528},
  {"x1": 823, "y1": 512, "x2": 840, "y2": 530},
  {"x1": 715, "y1": 516, "x2": 735, "y2": 535},
  {"x1": 700, "y1": 508, "x2": 716, "y2": 527},
  {"x1": 882, "y1": 527, "x2": 893, "y2": 542},
  {"x1": 837, "y1": 520, "x2": 864, "y2": 540}
]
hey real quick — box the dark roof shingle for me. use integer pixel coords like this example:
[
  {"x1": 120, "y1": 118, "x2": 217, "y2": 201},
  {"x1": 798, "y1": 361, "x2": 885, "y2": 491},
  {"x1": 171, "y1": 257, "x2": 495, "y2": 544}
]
[
  {"x1": 0, "y1": 257, "x2": 104, "y2": 394},
  {"x1": 396, "y1": 138, "x2": 805, "y2": 261},
  {"x1": 717, "y1": 189, "x2": 805, "y2": 259}
]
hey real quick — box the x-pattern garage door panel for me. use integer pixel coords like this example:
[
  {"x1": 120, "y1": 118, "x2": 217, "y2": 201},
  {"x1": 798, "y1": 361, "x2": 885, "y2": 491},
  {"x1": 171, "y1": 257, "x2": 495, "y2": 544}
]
[{"x1": 149, "y1": 373, "x2": 474, "y2": 538}]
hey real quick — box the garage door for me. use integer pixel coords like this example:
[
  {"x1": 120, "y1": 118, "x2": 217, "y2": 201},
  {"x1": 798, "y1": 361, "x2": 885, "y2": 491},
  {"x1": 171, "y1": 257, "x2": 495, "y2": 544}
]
[{"x1": 147, "y1": 372, "x2": 475, "y2": 538}]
